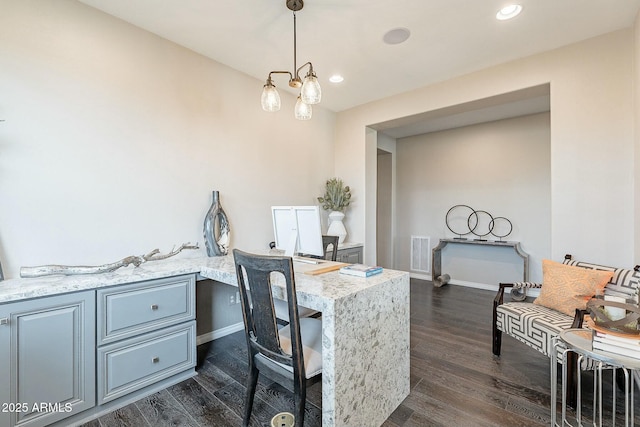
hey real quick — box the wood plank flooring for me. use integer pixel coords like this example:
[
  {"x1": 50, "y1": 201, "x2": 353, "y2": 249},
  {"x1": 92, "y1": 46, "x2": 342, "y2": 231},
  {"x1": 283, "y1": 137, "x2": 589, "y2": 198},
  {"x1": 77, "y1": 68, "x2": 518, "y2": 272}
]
[{"x1": 81, "y1": 279, "x2": 639, "y2": 426}]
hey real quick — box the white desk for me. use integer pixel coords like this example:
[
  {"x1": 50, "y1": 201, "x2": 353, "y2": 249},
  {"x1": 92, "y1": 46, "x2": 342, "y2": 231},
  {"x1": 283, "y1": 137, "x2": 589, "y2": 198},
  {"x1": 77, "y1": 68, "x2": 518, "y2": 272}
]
[{"x1": 0, "y1": 254, "x2": 410, "y2": 427}]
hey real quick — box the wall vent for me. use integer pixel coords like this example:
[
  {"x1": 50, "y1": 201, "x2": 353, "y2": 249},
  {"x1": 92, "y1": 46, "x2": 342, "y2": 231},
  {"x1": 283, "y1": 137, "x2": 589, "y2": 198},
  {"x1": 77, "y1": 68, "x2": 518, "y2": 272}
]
[{"x1": 410, "y1": 236, "x2": 430, "y2": 273}]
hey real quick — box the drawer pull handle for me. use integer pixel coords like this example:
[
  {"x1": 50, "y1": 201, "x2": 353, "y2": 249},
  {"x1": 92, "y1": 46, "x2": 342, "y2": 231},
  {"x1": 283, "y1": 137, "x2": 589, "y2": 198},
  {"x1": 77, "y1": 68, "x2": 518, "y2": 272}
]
[
  {"x1": 152, "y1": 357, "x2": 160, "y2": 364},
  {"x1": 151, "y1": 304, "x2": 159, "y2": 310},
  {"x1": 0, "y1": 318, "x2": 8, "y2": 326}
]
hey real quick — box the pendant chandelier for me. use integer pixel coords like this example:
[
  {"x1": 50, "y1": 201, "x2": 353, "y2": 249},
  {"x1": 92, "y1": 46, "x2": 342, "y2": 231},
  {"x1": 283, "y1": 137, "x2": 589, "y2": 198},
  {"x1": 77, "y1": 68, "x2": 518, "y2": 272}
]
[{"x1": 261, "y1": 0, "x2": 321, "y2": 120}]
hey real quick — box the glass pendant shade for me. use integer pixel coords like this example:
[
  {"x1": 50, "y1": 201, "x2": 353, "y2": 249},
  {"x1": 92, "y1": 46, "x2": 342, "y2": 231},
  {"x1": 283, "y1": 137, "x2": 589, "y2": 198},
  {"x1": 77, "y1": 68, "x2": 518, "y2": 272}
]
[
  {"x1": 301, "y1": 74, "x2": 322, "y2": 105},
  {"x1": 261, "y1": 83, "x2": 281, "y2": 112},
  {"x1": 261, "y1": 3, "x2": 320, "y2": 118},
  {"x1": 294, "y1": 96, "x2": 312, "y2": 120}
]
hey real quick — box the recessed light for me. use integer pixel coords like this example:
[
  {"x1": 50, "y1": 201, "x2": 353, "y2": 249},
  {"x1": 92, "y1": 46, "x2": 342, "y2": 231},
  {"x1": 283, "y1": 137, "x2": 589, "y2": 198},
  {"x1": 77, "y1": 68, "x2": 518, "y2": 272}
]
[
  {"x1": 496, "y1": 4, "x2": 522, "y2": 20},
  {"x1": 329, "y1": 75, "x2": 344, "y2": 83},
  {"x1": 383, "y1": 27, "x2": 411, "y2": 45}
]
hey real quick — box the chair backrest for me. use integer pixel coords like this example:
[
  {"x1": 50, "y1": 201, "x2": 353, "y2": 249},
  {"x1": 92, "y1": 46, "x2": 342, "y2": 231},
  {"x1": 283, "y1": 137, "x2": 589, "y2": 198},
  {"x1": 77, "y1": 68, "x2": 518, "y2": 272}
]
[
  {"x1": 322, "y1": 235, "x2": 339, "y2": 261},
  {"x1": 304, "y1": 235, "x2": 339, "y2": 261},
  {"x1": 563, "y1": 254, "x2": 640, "y2": 298},
  {"x1": 233, "y1": 249, "x2": 305, "y2": 373}
]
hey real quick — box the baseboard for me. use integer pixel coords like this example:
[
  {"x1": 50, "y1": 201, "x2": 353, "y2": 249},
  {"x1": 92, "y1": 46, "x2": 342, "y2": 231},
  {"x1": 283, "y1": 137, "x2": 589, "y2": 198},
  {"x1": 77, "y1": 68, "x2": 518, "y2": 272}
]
[
  {"x1": 409, "y1": 272, "x2": 432, "y2": 281},
  {"x1": 410, "y1": 274, "x2": 541, "y2": 297},
  {"x1": 410, "y1": 273, "x2": 495, "y2": 290},
  {"x1": 196, "y1": 321, "x2": 244, "y2": 345},
  {"x1": 447, "y1": 279, "x2": 495, "y2": 291}
]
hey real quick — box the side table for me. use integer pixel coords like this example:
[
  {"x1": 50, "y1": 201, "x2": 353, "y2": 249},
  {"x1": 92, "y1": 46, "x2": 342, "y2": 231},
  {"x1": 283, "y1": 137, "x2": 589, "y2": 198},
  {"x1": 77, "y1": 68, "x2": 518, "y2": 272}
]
[{"x1": 551, "y1": 328, "x2": 640, "y2": 426}]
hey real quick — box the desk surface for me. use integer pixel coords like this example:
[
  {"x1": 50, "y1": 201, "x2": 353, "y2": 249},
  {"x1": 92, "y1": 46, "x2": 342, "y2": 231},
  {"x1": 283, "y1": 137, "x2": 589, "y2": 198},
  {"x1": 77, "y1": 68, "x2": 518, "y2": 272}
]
[
  {"x1": 0, "y1": 253, "x2": 410, "y2": 427},
  {"x1": 0, "y1": 253, "x2": 405, "y2": 310}
]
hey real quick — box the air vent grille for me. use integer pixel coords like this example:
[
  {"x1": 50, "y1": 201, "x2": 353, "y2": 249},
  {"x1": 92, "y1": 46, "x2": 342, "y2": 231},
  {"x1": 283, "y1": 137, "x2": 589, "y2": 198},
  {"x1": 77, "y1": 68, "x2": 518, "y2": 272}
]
[{"x1": 410, "y1": 236, "x2": 430, "y2": 273}]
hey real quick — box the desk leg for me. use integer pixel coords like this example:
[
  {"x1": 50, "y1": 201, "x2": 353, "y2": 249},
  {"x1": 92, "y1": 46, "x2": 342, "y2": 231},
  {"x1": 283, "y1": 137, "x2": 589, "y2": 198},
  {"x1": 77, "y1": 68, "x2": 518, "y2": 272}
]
[{"x1": 321, "y1": 274, "x2": 410, "y2": 426}]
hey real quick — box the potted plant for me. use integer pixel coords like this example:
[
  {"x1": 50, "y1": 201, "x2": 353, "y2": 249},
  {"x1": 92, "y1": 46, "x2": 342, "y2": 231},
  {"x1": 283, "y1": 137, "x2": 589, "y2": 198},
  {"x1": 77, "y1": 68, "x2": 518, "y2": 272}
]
[{"x1": 317, "y1": 178, "x2": 351, "y2": 243}]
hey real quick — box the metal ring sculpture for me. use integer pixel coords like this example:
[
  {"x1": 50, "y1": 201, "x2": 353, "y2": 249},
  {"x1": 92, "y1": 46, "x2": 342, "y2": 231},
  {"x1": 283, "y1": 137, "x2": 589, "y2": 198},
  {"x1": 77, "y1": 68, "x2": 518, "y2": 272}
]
[
  {"x1": 467, "y1": 210, "x2": 493, "y2": 240},
  {"x1": 445, "y1": 205, "x2": 477, "y2": 239},
  {"x1": 445, "y1": 205, "x2": 513, "y2": 241},
  {"x1": 488, "y1": 217, "x2": 513, "y2": 241}
]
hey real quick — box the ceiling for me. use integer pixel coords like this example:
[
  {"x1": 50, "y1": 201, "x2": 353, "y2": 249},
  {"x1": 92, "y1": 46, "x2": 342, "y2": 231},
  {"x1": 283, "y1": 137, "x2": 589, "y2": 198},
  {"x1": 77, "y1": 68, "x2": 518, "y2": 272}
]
[
  {"x1": 77, "y1": 0, "x2": 640, "y2": 114},
  {"x1": 77, "y1": 0, "x2": 639, "y2": 136}
]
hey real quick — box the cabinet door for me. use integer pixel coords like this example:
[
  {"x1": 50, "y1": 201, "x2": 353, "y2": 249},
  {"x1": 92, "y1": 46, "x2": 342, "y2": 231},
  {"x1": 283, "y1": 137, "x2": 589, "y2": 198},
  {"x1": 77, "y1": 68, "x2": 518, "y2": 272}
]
[
  {"x1": 0, "y1": 291, "x2": 95, "y2": 427},
  {"x1": 338, "y1": 247, "x2": 363, "y2": 264}
]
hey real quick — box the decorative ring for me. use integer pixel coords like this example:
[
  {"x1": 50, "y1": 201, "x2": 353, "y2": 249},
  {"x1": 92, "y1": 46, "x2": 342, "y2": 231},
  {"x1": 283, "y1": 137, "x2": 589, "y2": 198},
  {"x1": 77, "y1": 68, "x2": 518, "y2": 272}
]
[
  {"x1": 445, "y1": 205, "x2": 476, "y2": 237},
  {"x1": 489, "y1": 216, "x2": 513, "y2": 240},
  {"x1": 467, "y1": 210, "x2": 494, "y2": 238},
  {"x1": 587, "y1": 298, "x2": 640, "y2": 335}
]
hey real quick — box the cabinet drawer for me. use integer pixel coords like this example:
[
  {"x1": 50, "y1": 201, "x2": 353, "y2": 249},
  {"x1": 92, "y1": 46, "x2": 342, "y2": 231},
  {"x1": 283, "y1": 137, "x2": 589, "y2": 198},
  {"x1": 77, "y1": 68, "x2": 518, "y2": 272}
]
[
  {"x1": 97, "y1": 321, "x2": 196, "y2": 404},
  {"x1": 97, "y1": 275, "x2": 195, "y2": 344}
]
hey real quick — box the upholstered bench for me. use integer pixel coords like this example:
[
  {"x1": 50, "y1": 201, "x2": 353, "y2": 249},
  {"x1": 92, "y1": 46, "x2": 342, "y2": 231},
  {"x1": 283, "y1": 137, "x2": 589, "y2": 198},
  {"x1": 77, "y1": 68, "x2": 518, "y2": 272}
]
[{"x1": 492, "y1": 254, "x2": 640, "y2": 404}]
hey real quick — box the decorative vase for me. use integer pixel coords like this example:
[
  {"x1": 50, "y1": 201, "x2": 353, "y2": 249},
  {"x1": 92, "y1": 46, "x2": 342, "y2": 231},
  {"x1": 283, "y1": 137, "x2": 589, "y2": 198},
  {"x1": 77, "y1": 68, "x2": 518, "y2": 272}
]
[
  {"x1": 327, "y1": 211, "x2": 347, "y2": 244},
  {"x1": 203, "y1": 191, "x2": 230, "y2": 256}
]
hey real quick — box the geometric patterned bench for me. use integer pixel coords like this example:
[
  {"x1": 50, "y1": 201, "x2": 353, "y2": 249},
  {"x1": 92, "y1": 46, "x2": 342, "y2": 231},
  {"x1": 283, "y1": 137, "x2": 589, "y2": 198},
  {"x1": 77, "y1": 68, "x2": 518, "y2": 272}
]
[{"x1": 492, "y1": 254, "x2": 640, "y2": 405}]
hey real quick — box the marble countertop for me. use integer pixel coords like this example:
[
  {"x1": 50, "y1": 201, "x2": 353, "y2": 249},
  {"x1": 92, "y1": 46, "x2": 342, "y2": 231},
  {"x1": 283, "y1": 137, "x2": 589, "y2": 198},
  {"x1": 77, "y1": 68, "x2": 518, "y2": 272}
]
[
  {"x1": 0, "y1": 253, "x2": 408, "y2": 310},
  {"x1": 0, "y1": 256, "x2": 230, "y2": 304}
]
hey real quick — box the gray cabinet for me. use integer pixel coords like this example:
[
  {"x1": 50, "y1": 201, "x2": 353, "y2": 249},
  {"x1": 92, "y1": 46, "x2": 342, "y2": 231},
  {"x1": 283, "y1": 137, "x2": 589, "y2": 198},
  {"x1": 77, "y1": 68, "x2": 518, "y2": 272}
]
[
  {"x1": 0, "y1": 291, "x2": 95, "y2": 427},
  {"x1": 336, "y1": 246, "x2": 363, "y2": 264},
  {"x1": 96, "y1": 275, "x2": 196, "y2": 404}
]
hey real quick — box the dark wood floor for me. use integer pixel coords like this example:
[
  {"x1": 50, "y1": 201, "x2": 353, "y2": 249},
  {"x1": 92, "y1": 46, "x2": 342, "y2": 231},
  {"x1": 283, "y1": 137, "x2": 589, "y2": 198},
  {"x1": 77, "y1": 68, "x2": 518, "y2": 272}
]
[{"x1": 81, "y1": 279, "x2": 639, "y2": 426}]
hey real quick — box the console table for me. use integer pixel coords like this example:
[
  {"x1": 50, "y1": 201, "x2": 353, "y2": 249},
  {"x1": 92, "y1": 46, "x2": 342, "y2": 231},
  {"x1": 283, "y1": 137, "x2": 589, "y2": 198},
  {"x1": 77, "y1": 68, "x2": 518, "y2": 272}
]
[{"x1": 431, "y1": 238, "x2": 529, "y2": 287}]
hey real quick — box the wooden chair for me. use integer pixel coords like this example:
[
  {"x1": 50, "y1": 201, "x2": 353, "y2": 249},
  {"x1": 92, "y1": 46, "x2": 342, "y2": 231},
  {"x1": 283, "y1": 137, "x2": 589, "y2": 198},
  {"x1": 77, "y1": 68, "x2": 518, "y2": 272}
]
[
  {"x1": 233, "y1": 249, "x2": 323, "y2": 427},
  {"x1": 311, "y1": 235, "x2": 339, "y2": 261},
  {"x1": 274, "y1": 235, "x2": 339, "y2": 324}
]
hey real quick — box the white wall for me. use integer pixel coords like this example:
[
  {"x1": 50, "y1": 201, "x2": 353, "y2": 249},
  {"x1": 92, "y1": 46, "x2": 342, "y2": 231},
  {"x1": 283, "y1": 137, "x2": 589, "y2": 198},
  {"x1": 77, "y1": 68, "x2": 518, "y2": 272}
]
[
  {"x1": 395, "y1": 113, "x2": 550, "y2": 284},
  {"x1": 0, "y1": 0, "x2": 336, "y2": 278},
  {"x1": 376, "y1": 133, "x2": 396, "y2": 268},
  {"x1": 336, "y1": 29, "x2": 635, "y2": 271}
]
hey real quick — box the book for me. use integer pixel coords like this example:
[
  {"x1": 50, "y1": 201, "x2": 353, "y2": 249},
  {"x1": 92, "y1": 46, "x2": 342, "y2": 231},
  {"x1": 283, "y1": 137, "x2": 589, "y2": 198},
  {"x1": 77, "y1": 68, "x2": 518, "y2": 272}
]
[
  {"x1": 594, "y1": 331, "x2": 640, "y2": 347},
  {"x1": 592, "y1": 340, "x2": 640, "y2": 359},
  {"x1": 339, "y1": 264, "x2": 383, "y2": 277}
]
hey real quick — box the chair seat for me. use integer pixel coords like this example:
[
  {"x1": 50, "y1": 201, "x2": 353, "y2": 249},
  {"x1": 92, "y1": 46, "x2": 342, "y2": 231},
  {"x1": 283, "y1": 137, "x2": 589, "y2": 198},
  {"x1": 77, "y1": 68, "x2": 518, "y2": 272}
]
[
  {"x1": 273, "y1": 297, "x2": 318, "y2": 322},
  {"x1": 258, "y1": 317, "x2": 323, "y2": 378},
  {"x1": 496, "y1": 302, "x2": 579, "y2": 358}
]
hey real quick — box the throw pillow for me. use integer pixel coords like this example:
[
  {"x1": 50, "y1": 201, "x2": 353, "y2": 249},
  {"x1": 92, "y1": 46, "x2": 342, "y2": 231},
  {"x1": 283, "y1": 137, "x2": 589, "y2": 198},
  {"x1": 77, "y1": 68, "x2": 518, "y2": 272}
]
[{"x1": 534, "y1": 259, "x2": 614, "y2": 316}]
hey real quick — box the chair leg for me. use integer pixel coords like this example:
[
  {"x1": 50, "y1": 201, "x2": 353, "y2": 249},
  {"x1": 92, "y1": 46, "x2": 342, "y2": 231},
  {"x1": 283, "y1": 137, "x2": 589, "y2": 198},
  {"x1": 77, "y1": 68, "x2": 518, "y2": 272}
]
[
  {"x1": 243, "y1": 363, "x2": 259, "y2": 427},
  {"x1": 293, "y1": 387, "x2": 306, "y2": 427},
  {"x1": 565, "y1": 353, "x2": 577, "y2": 409},
  {"x1": 491, "y1": 303, "x2": 502, "y2": 356},
  {"x1": 492, "y1": 327, "x2": 502, "y2": 356}
]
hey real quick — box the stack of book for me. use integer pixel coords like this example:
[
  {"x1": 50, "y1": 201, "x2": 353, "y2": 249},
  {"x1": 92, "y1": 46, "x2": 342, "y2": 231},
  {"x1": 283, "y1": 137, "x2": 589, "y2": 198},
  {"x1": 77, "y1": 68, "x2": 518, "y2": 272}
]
[
  {"x1": 592, "y1": 329, "x2": 640, "y2": 359},
  {"x1": 339, "y1": 264, "x2": 383, "y2": 277}
]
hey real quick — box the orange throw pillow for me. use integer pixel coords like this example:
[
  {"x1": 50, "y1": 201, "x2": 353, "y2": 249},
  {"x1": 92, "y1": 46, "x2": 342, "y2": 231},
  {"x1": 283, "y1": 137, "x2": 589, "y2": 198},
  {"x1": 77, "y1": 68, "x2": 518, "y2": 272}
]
[{"x1": 534, "y1": 259, "x2": 614, "y2": 316}]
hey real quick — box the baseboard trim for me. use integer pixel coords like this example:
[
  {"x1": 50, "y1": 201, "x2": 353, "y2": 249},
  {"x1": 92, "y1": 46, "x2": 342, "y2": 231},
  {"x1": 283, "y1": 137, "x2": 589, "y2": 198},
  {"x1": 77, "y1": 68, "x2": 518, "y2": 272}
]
[
  {"x1": 410, "y1": 274, "x2": 541, "y2": 297},
  {"x1": 410, "y1": 272, "x2": 431, "y2": 281},
  {"x1": 196, "y1": 322, "x2": 244, "y2": 345}
]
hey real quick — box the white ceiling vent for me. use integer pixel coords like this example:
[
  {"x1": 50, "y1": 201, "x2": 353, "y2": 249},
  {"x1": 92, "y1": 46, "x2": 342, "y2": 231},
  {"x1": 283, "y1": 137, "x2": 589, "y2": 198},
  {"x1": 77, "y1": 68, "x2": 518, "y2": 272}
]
[{"x1": 411, "y1": 236, "x2": 431, "y2": 273}]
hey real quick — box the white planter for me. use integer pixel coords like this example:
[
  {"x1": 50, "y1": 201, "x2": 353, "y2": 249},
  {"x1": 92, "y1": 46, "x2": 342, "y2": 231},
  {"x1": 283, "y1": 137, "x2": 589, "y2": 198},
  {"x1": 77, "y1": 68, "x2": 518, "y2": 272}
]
[{"x1": 327, "y1": 211, "x2": 347, "y2": 243}]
